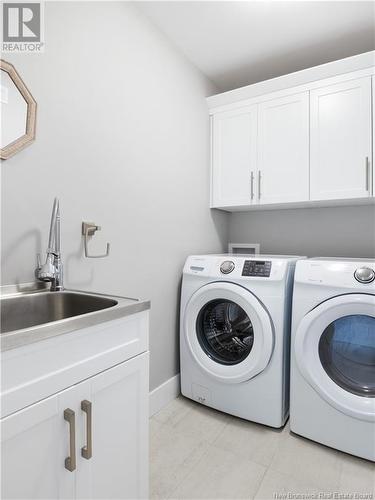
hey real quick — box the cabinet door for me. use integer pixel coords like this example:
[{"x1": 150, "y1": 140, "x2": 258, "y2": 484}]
[
  {"x1": 1, "y1": 354, "x2": 148, "y2": 500},
  {"x1": 257, "y1": 92, "x2": 309, "y2": 204},
  {"x1": 211, "y1": 106, "x2": 257, "y2": 208},
  {"x1": 77, "y1": 353, "x2": 149, "y2": 500},
  {"x1": 1, "y1": 395, "x2": 63, "y2": 500},
  {"x1": 310, "y1": 77, "x2": 372, "y2": 201},
  {"x1": 0, "y1": 383, "x2": 83, "y2": 500}
]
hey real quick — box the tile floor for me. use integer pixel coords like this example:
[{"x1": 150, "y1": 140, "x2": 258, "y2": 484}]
[{"x1": 150, "y1": 396, "x2": 375, "y2": 499}]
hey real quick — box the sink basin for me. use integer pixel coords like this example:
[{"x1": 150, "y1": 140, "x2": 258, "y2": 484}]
[
  {"x1": 0, "y1": 284, "x2": 150, "y2": 351},
  {"x1": 1, "y1": 291, "x2": 118, "y2": 334}
]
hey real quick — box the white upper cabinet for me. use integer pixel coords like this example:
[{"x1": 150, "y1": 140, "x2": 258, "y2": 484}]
[
  {"x1": 257, "y1": 92, "x2": 309, "y2": 204},
  {"x1": 211, "y1": 106, "x2": 257, "y2": 208},
  {"x1": 208, "y1": 52, "x2": 374, "y2": 211},
  {"x1": 310, "y1": 77, "x2": 372, "y2": 201}
]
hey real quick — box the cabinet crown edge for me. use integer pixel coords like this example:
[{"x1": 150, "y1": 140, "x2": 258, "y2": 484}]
[{"x1": 207, "y1": 51, "x2": 375, "y2": 113}]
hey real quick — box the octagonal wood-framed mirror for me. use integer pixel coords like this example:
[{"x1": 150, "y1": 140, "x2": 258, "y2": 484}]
[{"x1": 1, "y1": 59, "x2": 37, "y2": 160}]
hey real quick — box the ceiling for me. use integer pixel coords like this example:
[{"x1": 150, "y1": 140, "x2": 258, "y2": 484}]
[{"x1": 136, "y1": 1, "x2": 375, "y2": 92}]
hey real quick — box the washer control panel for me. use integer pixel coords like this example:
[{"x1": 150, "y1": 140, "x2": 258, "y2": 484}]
[{"x1": 242, "y1": 260, "x2": 272, "y2": 277}]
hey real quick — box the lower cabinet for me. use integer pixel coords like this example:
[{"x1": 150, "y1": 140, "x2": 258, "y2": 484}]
[{"x1": 1, "y1": 352, "x2": 149, "y2": 500}]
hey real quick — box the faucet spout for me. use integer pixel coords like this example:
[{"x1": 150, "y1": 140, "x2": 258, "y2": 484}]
[
  {"x1": 36, "y1": 198, "x2": 64, "y2": 291},
  {"x1": 47, "y1": 198, "x2": 60, "y2": 254}
]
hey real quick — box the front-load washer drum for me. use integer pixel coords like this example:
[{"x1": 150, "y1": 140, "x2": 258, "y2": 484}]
[
  {"x1": 196, "y1": 299, "x2": 254, "y2": 366},
  {"x1": 294, "y1": 293, "x2": 375, "y2": 422},
  {"x1": 184, "y1": 282, "x2": 274, "y2": 383}
]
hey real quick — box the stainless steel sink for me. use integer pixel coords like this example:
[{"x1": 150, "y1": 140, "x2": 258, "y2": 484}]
[
  {"x1": 0, "y1": 283, "x2": 150, "y2": 351},
  {"x1": 1, "y1": 291, "x2": 118, "y2": 334}
]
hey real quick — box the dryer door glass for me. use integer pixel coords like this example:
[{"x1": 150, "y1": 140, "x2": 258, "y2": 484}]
[
  {"x1": 196, "y1": 299, "x2": 254, "y2": 365},
  {"x1": 319, "y1": 314, "x2": 375, "y2": 397}
]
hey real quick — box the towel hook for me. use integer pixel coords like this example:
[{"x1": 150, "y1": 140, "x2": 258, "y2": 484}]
[{"x1": 82, "y1": 222, "x2": 110, "y2": 258}]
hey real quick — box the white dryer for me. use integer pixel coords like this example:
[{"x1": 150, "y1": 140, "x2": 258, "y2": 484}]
[
  {"x1": 180, "y1": 254, "x2": 302, "y2": 428},
  {"x1": 290, "y1": 258, "x2": 375, "y2": 461}
]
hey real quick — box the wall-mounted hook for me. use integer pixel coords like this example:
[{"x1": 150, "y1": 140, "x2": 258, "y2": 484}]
[{"x1": 82, "y1": 222, "x2": 110, "y2": 258}]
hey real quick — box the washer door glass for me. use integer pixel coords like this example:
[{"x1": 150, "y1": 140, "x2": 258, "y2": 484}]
[
  {"x1": 319, "y1": 314, "x2": 375, "y2": 397},
  {"x1": 196, "y1": 299, "x2": 254, "y2": 365},
  {"x1": 184, "y1": 282, "x2": 274, "y2": 383}
]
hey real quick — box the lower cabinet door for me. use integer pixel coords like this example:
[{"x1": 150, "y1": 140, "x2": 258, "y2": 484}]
[
  {"x1": 1, "y1": 395, "x2": 64, "y2": 500},
  {"x1": 0, "y1": 383, "x2": 83, "y2": 500},
  {"x1": 1, "y1": 352, "x2": 149, "y2": 500},
  {"x1": 77, "y1": 352, "x2": 149, "y2": 500}
]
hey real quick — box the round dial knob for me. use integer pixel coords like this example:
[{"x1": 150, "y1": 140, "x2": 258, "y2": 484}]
[
  {"x1": 354, "y1": 267, "x2": 375, "y2": 283},
  {"x1": 220, "y1": 260, "x2": 235, "y2": 274}
]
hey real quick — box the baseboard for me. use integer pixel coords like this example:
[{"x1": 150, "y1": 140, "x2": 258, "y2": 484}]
[{"x1": 149, "y1": 374, "x2": 180, "y2": 417}]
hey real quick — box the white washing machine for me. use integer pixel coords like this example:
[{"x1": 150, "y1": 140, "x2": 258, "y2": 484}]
[
  {"x1": 180, "y1": 254, "x2": 302, "y2": 428},
  {"x1": 290, "y1": 258, "x2": 375, "y2": 461}
]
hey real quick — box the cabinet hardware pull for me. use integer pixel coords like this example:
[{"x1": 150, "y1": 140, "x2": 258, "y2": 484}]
[
  {"x1": 250, "y1": 171, "x2": 254, "y2": 200},
  {"x1": 365, "y1": 157, "x2": 370, "y2": 192},
  {"x1": 64, "y1": 409, "x2": 76, "y2": 472},
  {"x1": 258, "y1": 171, "x2": 262, "y2": 199},
  {"x1": 81, "y1": 400, "x2": 93, "y2": 460}
]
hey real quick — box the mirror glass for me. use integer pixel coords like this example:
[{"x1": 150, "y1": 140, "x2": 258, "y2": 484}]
[{"x1": 1, "y1": 70, "x2": 28, "y2": 148}]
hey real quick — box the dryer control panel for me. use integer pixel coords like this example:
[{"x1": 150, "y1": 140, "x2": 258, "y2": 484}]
[{"x1": 242, "y1": 260, "x2": 272, "y2": 277}]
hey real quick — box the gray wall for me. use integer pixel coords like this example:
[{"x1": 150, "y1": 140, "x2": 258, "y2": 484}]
[
  {"x1": 3, "y1": 2, "x2": 373, "y2": 394},
  {"x1": 229, "y1": 205, "x2": 375, "y2": 259},
  {"x1": 1, "y1": 2, "x2": 228, "y2": 391}
]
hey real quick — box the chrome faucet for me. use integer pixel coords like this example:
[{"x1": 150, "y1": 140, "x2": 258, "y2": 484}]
[{"x1": 36, "y1": 198, "x2": 63, "y2": 291}]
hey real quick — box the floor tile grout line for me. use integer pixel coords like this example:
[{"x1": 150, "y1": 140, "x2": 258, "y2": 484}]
[
  {"x1": 162, "y1": 431, "x2": 213, "y2": 500},
  {"x1": 150, "y1": 412, "x2": 210, "y2": 500},
  {"x1": 163, "y1": 428, "x2": 233, "y2": 500},
  {"x1": 251, "y1": 461, "x2": 270, "y2": 500},
  {"x1": 167, "y1": 441, "x2": 270, "y2": 500}
]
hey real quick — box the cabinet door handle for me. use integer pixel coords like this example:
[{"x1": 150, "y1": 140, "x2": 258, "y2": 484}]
[
  {"x1": 250, "y1": 171, "x2": 254, "y2": 200},
  {"x1": 365, "y1": 157, "x2": 370, "y2": 192},
  {"x1": 64, "y1": 409, "x2": 76, "y2": 472},
  {"x1": 81, "y1": 400, "x2": 92, "y2": 460},
  {"x1": 258, "y1": 171, "x2": 262, "y2": 199}
]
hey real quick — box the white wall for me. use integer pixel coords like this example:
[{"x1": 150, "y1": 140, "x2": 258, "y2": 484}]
[
  {"x1": 1, "y1": 2, "x2": 228, "y2": 390},
  {"x1": 229, "y1": 205, "x2": 375, "y2": 259}
]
